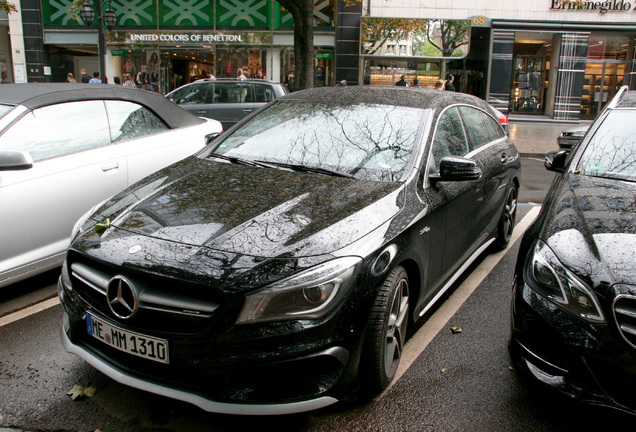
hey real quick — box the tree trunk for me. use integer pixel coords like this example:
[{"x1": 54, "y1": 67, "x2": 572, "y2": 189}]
[{"x1": 277, "y1": 0, "x2": 315, "y2": 91}]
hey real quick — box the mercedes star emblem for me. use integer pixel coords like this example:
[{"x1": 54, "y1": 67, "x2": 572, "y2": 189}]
[{"x1": 106, "y1": 276, "x2": 138, "y2": 319}]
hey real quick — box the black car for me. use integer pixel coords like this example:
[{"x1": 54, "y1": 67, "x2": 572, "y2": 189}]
[
  {"x1": 166, "y1": 78, "x2": 289, "y2": 130},
  {"x1": 510, "y1": 86, "x2": 636, "y2": 414},
  {"x1": 557, "y1": 124, "x2": 589, "y2": 152},
  {"x1": 59, "y1": 87, "x2": 520, "y2": 415}
]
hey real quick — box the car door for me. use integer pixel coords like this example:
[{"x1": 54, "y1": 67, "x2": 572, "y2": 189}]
[
  {"x1": 420, "y1": 106, "x2": 486, "y2": 293},
  {"x1": 458, "y1": 106, "x2": 513, "y2": 242},
  {"x1": 104, "y1": 100, "x2": 212, "y2": 184},
  {"x1": 210, "y1": 82, "x2": 258, "y2": 130},
  {"x1": 0, "y1": 100, "x2": 127, "y2": 284},
  {"x1": 167, "y1": 82, "x2": 211, "y2": 118}
]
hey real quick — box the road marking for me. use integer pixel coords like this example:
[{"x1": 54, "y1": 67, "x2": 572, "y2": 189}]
[
  {"x1": 379, "y1": 205, "x2": 541, "y2": 398},
  {"x1": 0, "y1": 297, "x2": 60, "y2": 328}
]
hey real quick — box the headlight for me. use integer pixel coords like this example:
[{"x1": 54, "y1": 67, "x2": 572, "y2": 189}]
[
  {"x1": 236, "y1": 256, "x2": 362, "y2": 324},
  {"x1": 529, "y1": 240, "x2": 605, "y2": 323}
]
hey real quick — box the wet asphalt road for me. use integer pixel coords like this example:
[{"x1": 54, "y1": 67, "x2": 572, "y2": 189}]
[{"x1": 1, "y1": 158, "x2": 634, "y2": 431}]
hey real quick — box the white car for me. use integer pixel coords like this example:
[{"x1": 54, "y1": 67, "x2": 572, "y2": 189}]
[{"x1": 0, "y1": 84, "x2": 222, "y2": 288}]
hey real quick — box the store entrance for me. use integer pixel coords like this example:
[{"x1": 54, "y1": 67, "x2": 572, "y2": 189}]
[
  {"x1": 511, "y1": 55, "x2": 546, "y2": 115},
  {"x1": 580, "y1": 61, "x2": 625, "y2": 120}
]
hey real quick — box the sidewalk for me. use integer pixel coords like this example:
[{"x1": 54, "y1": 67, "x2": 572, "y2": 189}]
[{"x1": 508, "y1": 115, "x2": 592, "y2": 157}]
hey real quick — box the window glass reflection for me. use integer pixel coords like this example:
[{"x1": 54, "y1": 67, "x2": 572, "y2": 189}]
[
  {"x1": 213, "y1": 101, "x2": 425, "y2": 182},
  {"x1": 578, "y1": 110, "x2": 636, "y2": 181},
  {"x1": 105, "y1": 101, "x2": 169, "y2": 143},
  {"x1": 0, "y1": 101, "x2": 110, "y2": 162}
]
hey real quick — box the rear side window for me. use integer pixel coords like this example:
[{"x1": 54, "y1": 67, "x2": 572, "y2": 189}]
[
  {"x1": 254, "y1": 84, "x2": 276, "y2": 102},
  {"x1": 458, "y1": 106, "x2": 504, "y2": 150},
  {"x1": 0, "y1": 100, "x2": 110, "y2": 162},
  {"x1": 105, "y1": 101, "x2": 169, "y2": 143},
  {"x1": 432, "y1": 107, "x2": 469, "y2": 170},
  {"x1": 169, "y1": 83, "x2": 209, "y2": 104},
  {"x1": 213, "y1": 83, "x2": 253, "y2": 103}
]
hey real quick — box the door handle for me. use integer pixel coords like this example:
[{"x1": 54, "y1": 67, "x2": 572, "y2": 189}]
[
  {"x1": 101, "y1": 162, "x2": 120, "y2": 173},
  {"x1": 196, "y1": 110, "x2": 207, "y2": 115},
  {"x1": 243, "y1": 109, "x2": 253, "y2": 114}
]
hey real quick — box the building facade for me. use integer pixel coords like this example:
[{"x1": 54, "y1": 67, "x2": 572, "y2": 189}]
[
  {"x1": 39, "y1": 0, "x2": 337, "y2": 91},
  {"x1": 7, "y1": 0, "x2": 636, "y2": 120},
  {"x1": 360, "y1": 0, "x2": 636, "y2": 120}
]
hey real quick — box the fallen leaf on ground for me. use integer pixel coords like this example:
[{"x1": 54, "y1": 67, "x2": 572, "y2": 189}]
[
  {"x1": 67, "y1": 384, "x2": 97, "y2": 400},
  {"x1": 450, "y1": 325, "x2": 463, "y2": 334}
]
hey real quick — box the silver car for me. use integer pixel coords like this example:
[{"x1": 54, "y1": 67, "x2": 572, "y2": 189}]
[
  {"x1": 166, "y1": 79, "x2": 289, "y2": 130},
  {"x1": 0, "y1": 84, "x2": 222, "y2": 288}
]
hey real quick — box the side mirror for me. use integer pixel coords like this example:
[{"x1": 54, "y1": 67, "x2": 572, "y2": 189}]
[
  {"x1": 205, "y1": 132, "x2": 222, "y2": 145},
  {"x1": 545, "y1": 150, "x2": 568, "y2": 173},
  {"x1": 429, "y1": 156, "x2": 482, "y2": 183},
  {"x1": 0, "y1": 149, "x2": 33, "y2": 171}
]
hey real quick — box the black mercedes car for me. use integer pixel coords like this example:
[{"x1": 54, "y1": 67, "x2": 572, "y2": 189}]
[
  {"x1": 510, "y1": 86, "x2": 636, "y2": 414},
  {"x1": 59, "y1": 86, "x2": 520, "y2": 415}
]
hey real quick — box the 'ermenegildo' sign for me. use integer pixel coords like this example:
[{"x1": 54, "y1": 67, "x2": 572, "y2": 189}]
[{"x1": 551, "y1": 0, "x2": 633, "y2": 13}]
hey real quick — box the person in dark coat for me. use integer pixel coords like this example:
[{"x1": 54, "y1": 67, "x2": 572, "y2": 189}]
[
  {"x1": 445, "y1": 74, "x2": 455, "y2": 91},
  {"x1": 395, "y1": 75, "x2": 407, "y2": 86}
]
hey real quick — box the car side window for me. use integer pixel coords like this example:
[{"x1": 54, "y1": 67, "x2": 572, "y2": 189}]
[
  {"x1": 0, "y1": 100, "x2": 110, "y2": 162},
  {"x1": 170, "y1": 83, "x2": 208, "y2": 105},
  {"x1": 254, "y1": 84, "x2": 275, "y2": 102},
  {"x1": 432, "y1": 107, "x2": 469, "y2": 170},
  {"x1": 105, "y1": 101, "x2": 169, "y2": 143},
  {"x1": 458, "y1": 106, "x2": 503, "y2": 150},
  {"x1": 213, "y1": 83, "x2": 253, "y2": 103}
]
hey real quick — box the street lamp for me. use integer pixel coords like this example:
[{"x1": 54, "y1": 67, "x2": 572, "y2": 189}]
[{"x1": 80, "y1": 0, "x2": 117, "y2": 82}]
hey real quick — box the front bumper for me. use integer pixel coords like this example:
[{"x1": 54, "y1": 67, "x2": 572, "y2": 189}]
[
  {"x1": 58, "y1": 275, "x2": 366, "y2": 415},
  {"x1": 510, "y1": 277, "x2": 636, "y2": 413}
]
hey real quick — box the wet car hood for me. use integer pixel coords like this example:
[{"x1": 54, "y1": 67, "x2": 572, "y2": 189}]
[
  {"x1": 87, "y1": 157, "x2": 404, "y2": 259},
  {"x1": 543, "y1": 172, "x2": 636, "y2": 286}
]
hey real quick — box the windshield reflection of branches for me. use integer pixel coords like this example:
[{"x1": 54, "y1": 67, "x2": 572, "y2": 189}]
[
  {"x1": 579, "y1": 113, "x2": 636, "y2": 181},
  {"x1": 219, "y1": 102, "x2": 422, "y2": 182}
]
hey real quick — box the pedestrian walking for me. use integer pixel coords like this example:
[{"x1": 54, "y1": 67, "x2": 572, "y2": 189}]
[
  {"x1": 67, "y1": 73, "x2": 76, "y2": 83},
  {"x1": 89, "y1": 71, "x2": 102, "y2": 84},
  {"x1": 445, "y1": 74, "x2": 455, "y2": 91}
]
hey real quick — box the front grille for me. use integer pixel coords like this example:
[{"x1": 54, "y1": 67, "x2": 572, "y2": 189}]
[
  {"x1": 613, "y1": 295, "x2": 636, "y2": 349},
  {"x1": 68, "y1": 254, "x2": 225, "y2": 336}
]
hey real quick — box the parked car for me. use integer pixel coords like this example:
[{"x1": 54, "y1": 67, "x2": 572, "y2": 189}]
[
  {"x1": 557, "y1": 124, "x2": 589, "y2": 151},
  {"x1": 489, "y1": 105, "x2": 509, "y2": 134},
  {"x1": 59, "y1": 86, "x2": 520, "y2": 415},
  {"x1": 0, "y1": 84, "x2": 222, "y2": 288},
  {"x1": 165, "y1": 78, "x2": 289, "y2": 130},
  {"x1": 510, "y1": 86, "x2": 636, "y2": 414}
]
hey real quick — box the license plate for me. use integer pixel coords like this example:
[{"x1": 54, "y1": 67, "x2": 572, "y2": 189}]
[{"x1": 86, "y1": 313, "x2": 169, "y2": 364}]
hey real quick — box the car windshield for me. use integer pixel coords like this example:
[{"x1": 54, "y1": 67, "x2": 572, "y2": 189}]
[
  {"x1": 577, "y1": 110, "x2": 636, "y2": 182},
  {"x1": 207, "y1": 100, "x2": 426, "y2": 182},
  {"x1": 0, "y1": 104, "x2": 14, "y2": 119}
]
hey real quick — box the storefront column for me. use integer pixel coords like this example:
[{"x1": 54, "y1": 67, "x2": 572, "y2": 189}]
[
  {"x1": 554, "y1": 33, "x2": 589, "y2": 121},
  {"x1": 488, "y1": 30, "x2": 514, "y2": 114}
]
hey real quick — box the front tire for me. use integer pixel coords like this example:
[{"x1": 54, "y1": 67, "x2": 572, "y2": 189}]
[
  {"x1": 494, "y1": 184, "x2": 518, "y2": 250},
  {"x1": 360, "y1": 266, "x2": 410, "y2": 392}
]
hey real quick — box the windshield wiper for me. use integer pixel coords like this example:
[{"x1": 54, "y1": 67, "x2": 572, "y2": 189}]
[
  {"x1": 209, "y1": 153, "x2": 278, "y2": 169},
  {"x1": 260, "y1": 161, "x2": 354, "y2": 178}
]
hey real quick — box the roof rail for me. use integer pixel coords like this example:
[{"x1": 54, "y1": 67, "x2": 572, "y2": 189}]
[{"x1": 605, "y1": 85, "x2": 629, "y2": 110}]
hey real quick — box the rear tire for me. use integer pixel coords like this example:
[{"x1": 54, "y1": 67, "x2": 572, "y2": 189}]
[
  {"x1": 494, "y1": 184, "x2": 518, "y2": 250},
  {"x1": 360, "y1": 266, "x2": 409, "y2": 393}
]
